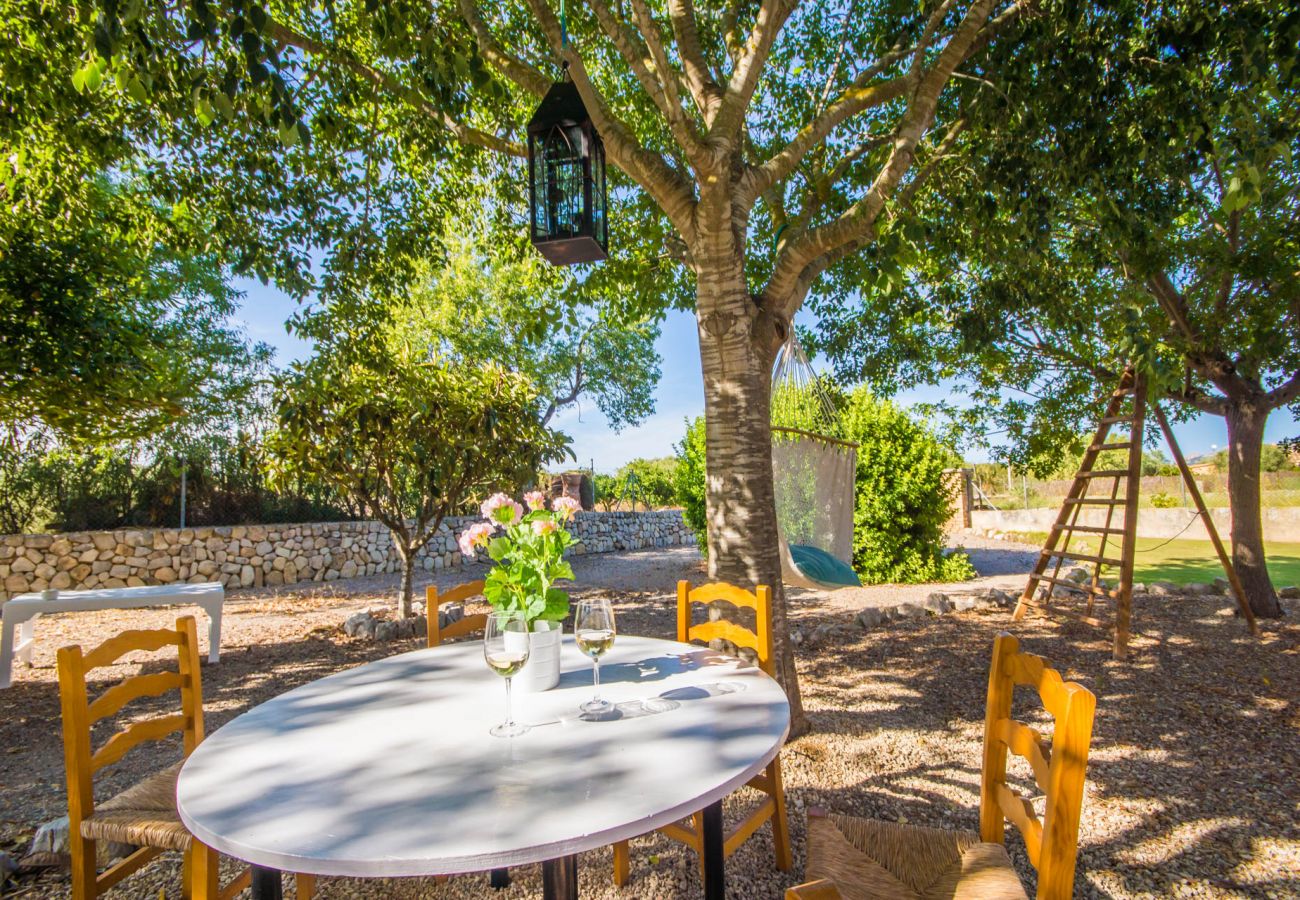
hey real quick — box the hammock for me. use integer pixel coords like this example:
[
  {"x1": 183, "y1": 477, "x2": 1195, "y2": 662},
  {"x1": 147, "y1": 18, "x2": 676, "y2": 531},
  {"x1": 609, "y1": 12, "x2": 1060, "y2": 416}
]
[{"x1": 771, "y1": 335, "x2": 861, "y2": 590}]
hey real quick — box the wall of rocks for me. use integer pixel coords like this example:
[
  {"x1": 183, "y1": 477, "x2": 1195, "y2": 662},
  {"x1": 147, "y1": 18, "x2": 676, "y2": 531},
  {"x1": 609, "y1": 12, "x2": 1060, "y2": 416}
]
[{"x1": 0, "y1": 510, "x2": 694, "y2": 604}]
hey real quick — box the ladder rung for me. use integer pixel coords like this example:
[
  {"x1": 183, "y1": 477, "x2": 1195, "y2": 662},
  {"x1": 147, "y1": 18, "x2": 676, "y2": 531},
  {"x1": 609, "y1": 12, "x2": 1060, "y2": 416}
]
[
  {"x1": 1064, "y1": 497, "x2": 1126, "y2": 505},
  {"x1": 1098, "y1": 416, "x2": 1134, "y2": 425},
  {"x1": 1022, "y1": 599, "x2": 1110, "y2": 629},
  {"x1": 1044, "y1": 549, "x2": 1125, "y2": 567},
  {"x1": 1056, "y1": 524, "x2": 1128, "y2": 536},
  {"x1": 1078, "y1": 470, "x2": 1128, "y2": 478},
  {"x1": 1030, "y1": 574, "x2": 1119, "y2": 599},
  {"x1": 1091, "y1": 441, "x2": 1133, "y2": 452}
]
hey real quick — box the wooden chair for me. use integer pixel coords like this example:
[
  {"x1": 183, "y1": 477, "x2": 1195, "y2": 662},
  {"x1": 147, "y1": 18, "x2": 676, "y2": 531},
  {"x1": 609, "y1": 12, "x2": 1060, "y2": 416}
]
[
  {"x1": 57, "y1": 615, "x2": 316, "y2": 900},
  {"x1": 612, "y1": 580, "x2": 792, "y2": 885},
  {"x1": 426, "y1": 580, "x2": 489, "y2": 647},
  {"x1": 785, "y1": 633, "x2": 1096, "y2": 900}
]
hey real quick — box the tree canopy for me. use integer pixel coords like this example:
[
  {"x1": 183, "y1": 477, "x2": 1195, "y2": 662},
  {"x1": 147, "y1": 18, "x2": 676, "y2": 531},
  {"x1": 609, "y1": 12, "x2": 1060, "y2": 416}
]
[
  {"x1": 266, "y1": 332, "x2": 569, "y2": 616},
  {"x1": 383, "y1": 216, "x2": 662, "y2": 431}
]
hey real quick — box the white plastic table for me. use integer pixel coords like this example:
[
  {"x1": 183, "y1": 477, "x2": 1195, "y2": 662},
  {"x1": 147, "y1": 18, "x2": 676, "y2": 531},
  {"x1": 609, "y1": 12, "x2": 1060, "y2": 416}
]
[
  {"x1": 0, "y1": 583, "x2": 225, "y2": 689},
  {"x1": 177, "y1": 634, "x2": 790, "y2": 900}
]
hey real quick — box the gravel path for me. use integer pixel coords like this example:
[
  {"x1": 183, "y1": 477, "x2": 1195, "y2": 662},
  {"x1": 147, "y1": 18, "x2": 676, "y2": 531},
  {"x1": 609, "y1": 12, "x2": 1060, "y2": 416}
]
[{"x1": 2, "y1": 535, "x2": 1297, "y2": 899}]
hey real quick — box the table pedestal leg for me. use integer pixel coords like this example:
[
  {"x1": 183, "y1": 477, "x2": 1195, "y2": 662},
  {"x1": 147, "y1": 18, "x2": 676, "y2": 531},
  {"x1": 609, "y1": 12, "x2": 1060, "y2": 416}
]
[
  {"x1": 702, "y1": 799, "x2": 725, "y2": 900},
  {"x1": 542, "y1": 854, "x2": 578, "y2": 900},
  {"x1": 489, "y1": 867, "x2": 511, "y2": 888},
  {"x1": 251, "y1": 865, "x2": 283, "y2": 900}
]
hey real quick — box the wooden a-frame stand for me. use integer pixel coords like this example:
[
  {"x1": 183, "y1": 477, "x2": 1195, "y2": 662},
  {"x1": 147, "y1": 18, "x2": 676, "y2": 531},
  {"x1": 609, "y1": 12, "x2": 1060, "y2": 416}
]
[{"x1": 1012, "y1": 368, "x2": 1258, "y2": 659}]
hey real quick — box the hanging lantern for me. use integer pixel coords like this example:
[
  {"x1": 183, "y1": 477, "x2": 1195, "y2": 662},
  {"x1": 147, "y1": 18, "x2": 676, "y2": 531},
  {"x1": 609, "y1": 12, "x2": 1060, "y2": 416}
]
[{"x1": 527, "y1": 76, "x2": 608, "y2": 265}]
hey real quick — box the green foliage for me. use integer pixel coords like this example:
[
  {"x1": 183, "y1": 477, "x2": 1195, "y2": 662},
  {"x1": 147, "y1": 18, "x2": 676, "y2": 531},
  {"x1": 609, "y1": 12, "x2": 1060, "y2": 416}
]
[
  {"x1": 480, "y1": 506, "x2": 577, "y2": 626},
  {"x1": 382, "y1": 217, "x2": 663, "y2": 432},
  {"x1": 1150, "y1": 492, "x2": 1179, "y2": 509},
  {"x1": 673, "y1": 417, "x2": 708, "y2": 554},
  {"x1": 615, "y1": 457, "x2": 677, "y2": 509},
  {"x1": 839, "y1": 388, "x2": 969, "y2": 584},
  {"x1": 0, "y1": 181, "x2": 269, "y2": 444},
  {"x1": 592, "y1": 473, "x2": 620, "y2": 512},
  {"x1": 811, "y1": 1, "x2": 1300, "y2": 478},
  {"x1": 265, "y1": 337, "x2": 568, "y2": 614}
]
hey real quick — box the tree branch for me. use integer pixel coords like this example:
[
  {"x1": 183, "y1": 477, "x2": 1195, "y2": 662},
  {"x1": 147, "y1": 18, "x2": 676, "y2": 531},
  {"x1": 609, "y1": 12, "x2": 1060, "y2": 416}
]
[
  {"x1": 264, "y1": 18, "x2": 525, "y2": 156},
  {"x1": 709, "y1": 0, "x2": 800, "y2": 144},
  {"x1": 764, "y1": 0, "x2": 1003, "y2": 308},
  {"x1": 666, "y1": 0, "x2": 725, "y2": 118},
  {"x1": 1265, "y1": 370, "x2": 1300, "y2": 410},
  {"x1": 457, "y1": 0, "x2": 552, "y2": 96}
]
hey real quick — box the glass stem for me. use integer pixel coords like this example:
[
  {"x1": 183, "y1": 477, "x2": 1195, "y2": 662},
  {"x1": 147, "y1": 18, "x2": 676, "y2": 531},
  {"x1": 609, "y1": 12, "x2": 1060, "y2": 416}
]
[
  {"x1": 505, "y1": 676, "x2": 514, "y2": 727},
  {"x1": 592, "y1": 658, "x2": 601, "y2": 703}
]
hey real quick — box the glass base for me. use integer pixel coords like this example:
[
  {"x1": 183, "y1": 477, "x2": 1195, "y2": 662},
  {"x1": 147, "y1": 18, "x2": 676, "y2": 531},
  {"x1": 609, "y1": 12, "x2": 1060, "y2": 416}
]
[
  {"x1": 490, "y1": 721, "x2": 530, "y2": 738},
  {"x1": 580, "y1": 697, "x2": 613, "y2": 715}
]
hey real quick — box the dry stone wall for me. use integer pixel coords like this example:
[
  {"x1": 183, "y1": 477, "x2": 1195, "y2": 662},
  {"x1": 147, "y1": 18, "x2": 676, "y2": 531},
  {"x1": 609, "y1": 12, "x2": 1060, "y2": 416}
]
[{"x1": 0, "y1": 510, "x2": 693, "y2": 604}]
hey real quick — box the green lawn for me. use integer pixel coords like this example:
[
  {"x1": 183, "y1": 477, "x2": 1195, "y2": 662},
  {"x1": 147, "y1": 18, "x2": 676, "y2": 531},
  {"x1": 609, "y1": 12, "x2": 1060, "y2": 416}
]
[{"x1": 1008, "y1": 531, "x2": 1300, "y2": 588}]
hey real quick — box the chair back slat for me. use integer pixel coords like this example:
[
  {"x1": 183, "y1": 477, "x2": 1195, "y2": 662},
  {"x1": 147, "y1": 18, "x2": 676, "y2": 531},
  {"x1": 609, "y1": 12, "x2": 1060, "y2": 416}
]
[
  {"x1": 91, "y1": 714, "x2": 188, "y2": 772},
  {"x1": 676, "y1": 580, "x2": 774, "y2": 675},
  {"x1": 426, "y1": 581, "x2": 489, "y2": 648},
  {"x1": 994, "y1": 781, "x2": 1043, "y2": 866},
  {"x1": 980, "y1": 632, "x2": 1096, "y2": 900},
  {"x1": 88, "y1": 671, "x2": 184, "y2": 723},
  {"x1": 82, "y1": 629, "x2": 182, "y2": 671},
  {"x1": 993, "y1": 717, "x2": 1052, "y2": 794}
]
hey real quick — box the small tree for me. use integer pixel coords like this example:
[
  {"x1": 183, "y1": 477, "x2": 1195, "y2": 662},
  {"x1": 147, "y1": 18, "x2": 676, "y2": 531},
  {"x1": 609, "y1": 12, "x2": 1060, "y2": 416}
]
[
  {"x1": 840, "y1": 389, "x2": 972, "y2": 584},
  {"x1": 266, "y1": 346, "x2": 568, "y2": 617},
  {"x1": 673, "y1": 417, "x2": 708, "y2": 555}
]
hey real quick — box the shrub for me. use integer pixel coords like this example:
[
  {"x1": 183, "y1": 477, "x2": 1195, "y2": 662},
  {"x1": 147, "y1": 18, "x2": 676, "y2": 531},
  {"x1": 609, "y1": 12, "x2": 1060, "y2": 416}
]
[
  {"x1": 839, "y1": 388, "x2": 973, "y2": 584},
  {"x1": 673, "y1": 417, "x2": 708, "y2": 554},
  {"x1": 616, "y1": 457, "x2": 678, "y2": 508},
  {"x1": 1149, "y1": 491, "x2": 1179, "y2": 508}
]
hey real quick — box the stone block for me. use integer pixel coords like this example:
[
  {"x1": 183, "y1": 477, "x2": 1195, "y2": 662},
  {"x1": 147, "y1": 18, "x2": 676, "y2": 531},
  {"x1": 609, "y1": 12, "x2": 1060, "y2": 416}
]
[{"x1": 155, "y1": 566, "x2": 178, "y2": 583}]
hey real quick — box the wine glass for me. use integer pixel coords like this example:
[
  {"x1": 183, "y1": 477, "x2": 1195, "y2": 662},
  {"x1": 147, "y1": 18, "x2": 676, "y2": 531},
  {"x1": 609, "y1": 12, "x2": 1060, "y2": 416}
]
[
  {"x1": 575, "y1": 597, "x2": 616, "y2": 715},
  {"x1": 483, "y1": 610, "x2": 530, "y2": 737}
]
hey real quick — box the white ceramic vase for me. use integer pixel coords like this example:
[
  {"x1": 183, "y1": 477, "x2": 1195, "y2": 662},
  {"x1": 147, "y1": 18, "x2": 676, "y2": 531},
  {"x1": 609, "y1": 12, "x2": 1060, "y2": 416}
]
[{"x1": 507, "y1": 619, "x2": 562, "y2": 693}]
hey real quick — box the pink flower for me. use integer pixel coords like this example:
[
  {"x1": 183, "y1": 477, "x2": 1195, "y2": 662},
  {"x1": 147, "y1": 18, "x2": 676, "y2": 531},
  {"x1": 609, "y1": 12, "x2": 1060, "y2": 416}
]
[
  {"x1": 481, "y1": 492, "x2": 523, "y2": 525},
  {"x1": 552, "y1": 496, "x2": 580, "y2": 521},
  {"x1": 531, "y1": 519, "x2": 558, "y2": 536},
  {"x1": 523, "y1": 490, "x2": 548, "y2": 511},
  {"x1": 457, "y1": 522, "x2": 494, "y2": 558}
]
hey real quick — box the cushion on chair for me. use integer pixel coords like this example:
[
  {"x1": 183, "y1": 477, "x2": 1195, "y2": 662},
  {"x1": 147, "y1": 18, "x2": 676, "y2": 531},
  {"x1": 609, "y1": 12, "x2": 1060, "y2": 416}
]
[
  {"x1": 81, "y1": 762, "x2": 193, "y2": 853},
  {"x1": 807, "y1": 813, "x2": 1028, "y2": 900}
]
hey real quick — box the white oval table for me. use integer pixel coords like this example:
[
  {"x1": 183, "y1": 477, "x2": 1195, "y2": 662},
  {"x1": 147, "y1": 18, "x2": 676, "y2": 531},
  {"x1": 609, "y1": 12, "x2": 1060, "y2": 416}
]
[{"x1": 177, "y1": 635, "x2": 791, "y2": 899}]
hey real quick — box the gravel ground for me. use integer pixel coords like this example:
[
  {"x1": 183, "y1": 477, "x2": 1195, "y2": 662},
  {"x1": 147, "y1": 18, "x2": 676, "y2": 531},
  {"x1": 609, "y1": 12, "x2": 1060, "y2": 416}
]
[{"x1": 2, "y1": 535, "x2": 1297, "y2": 899}]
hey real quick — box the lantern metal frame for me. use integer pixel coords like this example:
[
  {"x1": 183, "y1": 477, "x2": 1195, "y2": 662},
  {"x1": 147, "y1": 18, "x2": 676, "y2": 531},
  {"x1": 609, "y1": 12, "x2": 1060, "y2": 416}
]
[{"x1": 527, "y1": 78, "x2": 609, "y2": 265}]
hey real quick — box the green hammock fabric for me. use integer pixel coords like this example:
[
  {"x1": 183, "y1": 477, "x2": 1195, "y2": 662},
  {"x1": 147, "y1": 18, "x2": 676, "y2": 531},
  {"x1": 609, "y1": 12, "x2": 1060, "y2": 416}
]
[{"x1": 788, "y1": 544, "x2": 862, "y2": 588}]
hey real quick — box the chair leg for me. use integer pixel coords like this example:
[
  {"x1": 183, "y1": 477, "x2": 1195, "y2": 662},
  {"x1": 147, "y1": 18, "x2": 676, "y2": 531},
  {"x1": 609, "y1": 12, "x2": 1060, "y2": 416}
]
[
  {"x1": 613, "y1": 839, "x2": 630, "y2": 886},
  {"x1": 295, "y1": 873, "x2": 317, "y2": 899},
  {"x1": 188, "y1": 843, "x2": 221, "y2": 900},
  {"x1": 693, "y1": 812, "x2": 707, "y2": 880},
  {"x1": 768, "y1": 759, "x2": 793, "y2": 871},
  {"x1": 182, "y1": 848, "x2": 193, "y2": 900},
  {"x1": 69, "y1": 833, "x2": 98, "y2": 900}
]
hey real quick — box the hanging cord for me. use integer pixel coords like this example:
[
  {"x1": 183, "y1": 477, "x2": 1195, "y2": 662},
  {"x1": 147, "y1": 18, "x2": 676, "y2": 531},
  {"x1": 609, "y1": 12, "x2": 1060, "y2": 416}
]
[{"x1": 1132, "y1": 510, "x2": 1204, "y2": 554}]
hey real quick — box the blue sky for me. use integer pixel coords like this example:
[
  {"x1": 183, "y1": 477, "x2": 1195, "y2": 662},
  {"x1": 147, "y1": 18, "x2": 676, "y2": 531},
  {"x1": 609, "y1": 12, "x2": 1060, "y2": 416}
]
[{"x1": 235, "y1": 279, "x2": 1299, "y2": 473}]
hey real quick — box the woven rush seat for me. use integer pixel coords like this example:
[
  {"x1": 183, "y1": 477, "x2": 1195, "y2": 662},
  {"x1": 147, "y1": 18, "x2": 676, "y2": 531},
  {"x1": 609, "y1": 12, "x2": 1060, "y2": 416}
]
[
  {"x1": 81, "y1": 761, "x2": 191, "y2": 853},
  {"x1": 806, "y1": 811, "x2": 1028, "y2": 900}
]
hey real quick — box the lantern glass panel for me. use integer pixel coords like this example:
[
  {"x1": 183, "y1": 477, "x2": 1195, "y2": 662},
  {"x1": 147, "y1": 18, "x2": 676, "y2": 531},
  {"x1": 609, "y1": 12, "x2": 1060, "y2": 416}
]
[{"x1": 535, "y1": 123, "x2": 587, "y2": 239}]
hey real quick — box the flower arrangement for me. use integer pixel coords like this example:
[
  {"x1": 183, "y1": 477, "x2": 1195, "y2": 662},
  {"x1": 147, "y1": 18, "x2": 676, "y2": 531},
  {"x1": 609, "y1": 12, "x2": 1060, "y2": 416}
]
[{"x1": 459, "y1": 491, "x2": 581, "y2": 629}]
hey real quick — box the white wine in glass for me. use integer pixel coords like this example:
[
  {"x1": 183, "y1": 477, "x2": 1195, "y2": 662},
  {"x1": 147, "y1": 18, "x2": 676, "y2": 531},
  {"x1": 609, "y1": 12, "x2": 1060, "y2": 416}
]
[
  {"x1": 575, "y1": 597, "x2": 616, "y2": 715},
  {"x1": 484, "y1": 610, "x2": 530, "y2": 737}
]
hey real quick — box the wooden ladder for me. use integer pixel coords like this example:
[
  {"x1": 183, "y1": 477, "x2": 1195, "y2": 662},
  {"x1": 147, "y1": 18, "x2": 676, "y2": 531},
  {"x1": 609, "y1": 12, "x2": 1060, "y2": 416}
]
[{"x1": 1012, "y1": 368, "x2": 1258, "y2": 659}]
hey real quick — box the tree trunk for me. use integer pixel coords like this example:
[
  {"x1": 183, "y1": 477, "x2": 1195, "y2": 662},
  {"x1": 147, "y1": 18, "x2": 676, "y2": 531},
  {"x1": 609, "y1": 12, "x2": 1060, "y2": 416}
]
[
  {"x1": 1225, "y1": 400, "x2": 1283, "y2": 618},
  {"x1": 397, "y1": 544, "x2": 416, "y2": 619},
  {"x1": 694, "y1": 241, "x2": 809, "y2": 736}
]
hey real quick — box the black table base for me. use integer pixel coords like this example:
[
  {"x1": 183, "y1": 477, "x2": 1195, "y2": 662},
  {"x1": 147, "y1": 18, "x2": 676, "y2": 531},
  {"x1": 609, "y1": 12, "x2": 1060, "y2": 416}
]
[{"x1": 249, "y1": 799, "x2": 727, "y2": 900}]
